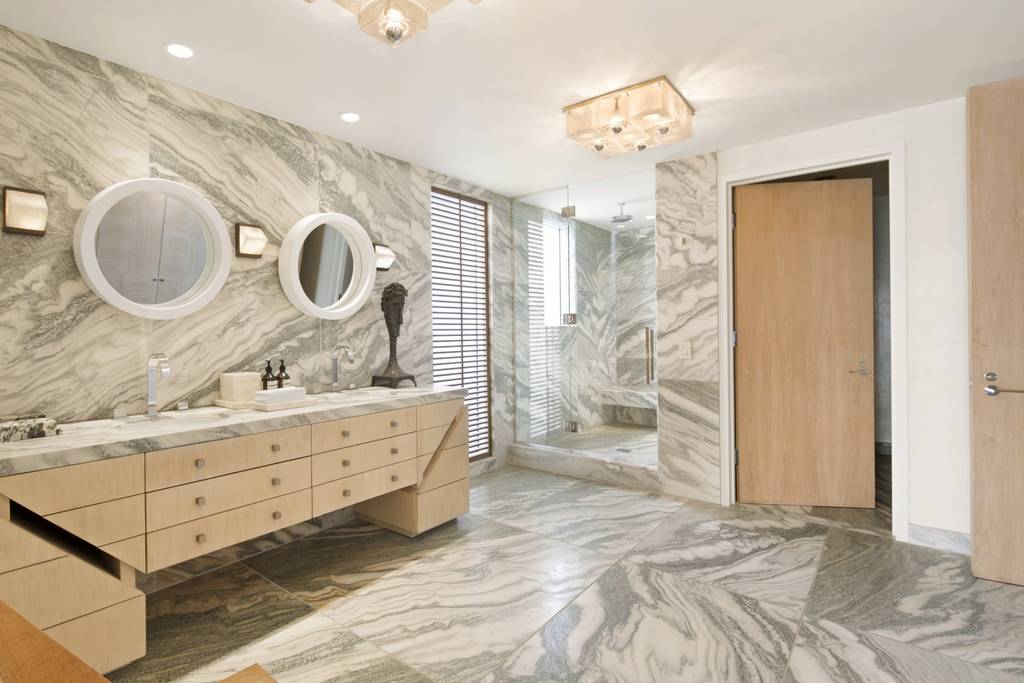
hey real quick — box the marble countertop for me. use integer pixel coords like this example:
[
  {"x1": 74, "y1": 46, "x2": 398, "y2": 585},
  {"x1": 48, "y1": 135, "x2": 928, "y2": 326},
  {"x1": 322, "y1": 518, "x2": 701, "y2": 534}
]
[{"x1": 0, "y1": 385, "x2": 466, "y2": 478}]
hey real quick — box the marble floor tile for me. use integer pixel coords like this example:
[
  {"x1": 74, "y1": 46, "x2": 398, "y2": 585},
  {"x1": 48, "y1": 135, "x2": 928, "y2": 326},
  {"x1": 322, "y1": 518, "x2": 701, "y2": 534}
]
[
  {"x1": 470, "y1": 465, "x2": 583, "y2": 519},
  {"x1": 627, "y1": 502, "x2": 828, "y2": 612},
  {"x1": 786, "y1": 616, "x2": 1023, "y2": 683},
  {"x1": 487, "y1": 561, "x2": 800, "y2": 683},
  {"x1": 114, "y1": 562, "x2": 426, "y2": 682},
  {"x1": 242, "y1": 514, "x2": 503, "y2": 610},
  {"x1": 479, "y1": 477, "x2": 683, "y2": 556},
  {"x1": 805, "y1": 528, "x2": 1024, "y2": 675},
  {"x1": 537, "y1": 424, "x2": 659, "y2": 469},
  {"x1": 321, "y1": 524, "x2": 615, "y2": 681}
]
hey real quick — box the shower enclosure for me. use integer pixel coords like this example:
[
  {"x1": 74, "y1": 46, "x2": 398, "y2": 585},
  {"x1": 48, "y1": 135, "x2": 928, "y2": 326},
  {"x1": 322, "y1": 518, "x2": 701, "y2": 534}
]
[{"x1": 511, "y1": 171, "x2": 659, "y2": 487}]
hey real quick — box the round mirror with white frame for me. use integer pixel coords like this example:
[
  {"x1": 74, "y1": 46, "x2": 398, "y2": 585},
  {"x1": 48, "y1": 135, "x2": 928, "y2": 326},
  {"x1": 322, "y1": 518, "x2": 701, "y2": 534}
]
[
  {"x1": 279, "y1": 213, "x2": 376, "y2": 320},
  {"x1": 73, "y1": 178, "x2": 232, "y2": 320}
]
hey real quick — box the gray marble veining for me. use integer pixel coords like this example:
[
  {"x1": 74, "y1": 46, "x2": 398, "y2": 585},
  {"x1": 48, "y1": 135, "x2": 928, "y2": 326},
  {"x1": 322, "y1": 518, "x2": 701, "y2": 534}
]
[{"x1": 0, "y1": 385, "x2": 464, "y2": 477}]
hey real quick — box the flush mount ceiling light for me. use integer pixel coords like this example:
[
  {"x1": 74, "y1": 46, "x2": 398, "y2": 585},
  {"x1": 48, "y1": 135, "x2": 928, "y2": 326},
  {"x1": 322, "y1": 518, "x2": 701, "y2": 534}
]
[
  {"x1": 305, "y1": 0, "x2": 483, "y2": 46},
  {"x1": 165, "y1": 43, "x2": 194, "y2": 59},
  {"x1": 564, "y1": 76, "x2": 695, "y2": 158},
  {"x1": 340, "y1": 112, "x2": 361, "y2": 123}
]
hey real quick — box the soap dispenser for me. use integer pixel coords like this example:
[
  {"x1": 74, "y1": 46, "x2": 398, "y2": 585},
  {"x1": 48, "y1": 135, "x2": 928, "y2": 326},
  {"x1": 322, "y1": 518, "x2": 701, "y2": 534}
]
[
  {"x1": 262, "y1": 360, "x2": 275, "y2": 391},
  {"x1": 276, "y1": 360, "x2": 291, "y2": 389}
]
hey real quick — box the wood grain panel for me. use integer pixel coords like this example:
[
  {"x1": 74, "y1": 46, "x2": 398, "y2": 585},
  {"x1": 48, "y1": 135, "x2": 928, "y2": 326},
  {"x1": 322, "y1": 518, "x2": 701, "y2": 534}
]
[
  {"x1": 312, "y1": 460, "x2": 417, "y2": 516},
  {"x1": 417, "y1": 444, "x2": 469, "y2": 493},
  {"x1": 146, "y1": 490, "x2": 311, "y2": 572},
  {"x1": 0, "y1": 554, "x2": 140, "y2": 629},
  {"x1": 417, "y1": 407, "x2": 468, "y2": 456},
  {"x1": 146, "y1": 427, "x2": 310, "y2": 491},
  {"x1": 102, "y1": 536, "x2": 146, "y2": 571},
  {"x1": 146, "y1": 458, "x2": 311, "y2": 532},
  {"x1": 417, "y1": 399, "x2": 464, "y2": 430},
  {"x1": 0, "y1": 455, "x2": 144, "y2": 515},
  {"x1": 312, "y1": 433, "x2": 417, "y2": 485},
  {"x1": 357, "y1": 478, "x2": 469, "y2": 538},
  {"x1": 0, "y1": 600, "x2": 106, "y2": 682},
  {"x1": 43, "y1": 596, "x2": 146, "y2": 675},
  {"x1": 46, "y1": 495, "x2": 145, "y2": 547},
  {"x1": 310, "y1": 408, "x2": 416, "y2": 454},
  {"x1": 968, "y1": 76, "x2": 1024, "y2": 586},
  {"x1": 735, "y1": 180, "x2": 875, "y2": 507},
  {"x1": 0, "y1": 517, "x2": 64, "y2": 574}
]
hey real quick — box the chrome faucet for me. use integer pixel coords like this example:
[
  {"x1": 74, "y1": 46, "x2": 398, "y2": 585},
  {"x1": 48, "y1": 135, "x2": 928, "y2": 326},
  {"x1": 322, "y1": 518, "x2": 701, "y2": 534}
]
[
  {"x1": 330, "y1": 345, "x2": 355, "y2": 392},
  {"x1": 147, "y1": 354, "x2": 171, "y2": 417}
]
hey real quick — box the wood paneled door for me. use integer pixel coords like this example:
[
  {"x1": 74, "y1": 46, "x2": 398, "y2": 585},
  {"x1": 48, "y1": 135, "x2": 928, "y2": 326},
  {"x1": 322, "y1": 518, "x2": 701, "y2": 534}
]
[
  {"x1": 735, "y1": 179, "x2": 875, "y2": 507},
  {"x1": 968, "y1": 77, "x2": 1024, "y2": 586}
]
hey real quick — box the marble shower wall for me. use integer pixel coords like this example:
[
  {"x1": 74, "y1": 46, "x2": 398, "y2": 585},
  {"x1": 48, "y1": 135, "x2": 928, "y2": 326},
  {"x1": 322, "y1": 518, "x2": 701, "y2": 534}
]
[
  {"x1": 655, "y1": 154, "x2": 721, "y2": 503},
  {"x1": 0, "y1": 24, "x2": 513, "y2": 460},
  {"x1": 613, "y1": 227, "x2": 657, "y2": 386}
]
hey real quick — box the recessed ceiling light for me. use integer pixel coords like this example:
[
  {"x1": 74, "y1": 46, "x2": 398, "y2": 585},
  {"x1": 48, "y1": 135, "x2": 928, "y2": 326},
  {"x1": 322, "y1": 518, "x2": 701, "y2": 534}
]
[
  {"x1": 340, "y1": 112, "x2": 361, "y2": 123},
  {"x1": 166, "y1": 43, "x2": 194, "y2": 59},
  {"x1": 646, "y1": 215, "x2": 656, "y2": 220}
]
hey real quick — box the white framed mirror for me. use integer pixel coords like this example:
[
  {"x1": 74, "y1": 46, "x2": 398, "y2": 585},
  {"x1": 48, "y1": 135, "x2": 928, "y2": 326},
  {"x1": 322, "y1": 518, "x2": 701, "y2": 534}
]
[
  {"x1": 73, "y1": 178, "x2": 232, "y2": 320},
  {"x1": 279, "y1": 212, "x2": 376, "y2": 320}
]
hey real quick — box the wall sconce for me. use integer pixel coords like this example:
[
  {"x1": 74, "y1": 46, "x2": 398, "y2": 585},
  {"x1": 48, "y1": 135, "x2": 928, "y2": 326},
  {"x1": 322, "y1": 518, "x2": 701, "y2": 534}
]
[
  {"x1": 235, "y1": 223, "x2": 268, "y2": 258},
  {"x1": 2, "y1": 187, "x2": 48, "y2": 235},
  {"x1": 374, "y1": 243, "x2": 397, "y2": 271}
]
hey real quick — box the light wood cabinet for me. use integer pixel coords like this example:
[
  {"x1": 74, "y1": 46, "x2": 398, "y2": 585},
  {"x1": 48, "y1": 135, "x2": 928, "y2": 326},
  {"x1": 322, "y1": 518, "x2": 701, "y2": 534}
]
[
  {"x1": 418, "y1": 444, "x2": 470, "y2": 493},
  {"x1": 46, "y1": 495, "x2": 146, "y2": 547},
  {"x1": 0, "y1": 455, "x2": 144, "y2": 516},
  {"x1": 146, "y1": 426, "x2": 310, "y2": 491},
  {"x1": 312, "y1": 433, "x2": 417, "y2": 484},
  {"x1": 312, "y1": 459, "x2": 417, "y2": 516},
  {"x1": 358, "y1": 478, "x2": 470, "y2": 537},
  {"x1": 311, "y1": 407, "x2": 417, "y2": 453},
  {"x1": 146, "y1": 458, "x2": 311, "y2": 532},
  {"x1": 146, "y1": 489, "x2": 312, "y2": 572},
  {"x1": 44, "y1": 596, "x2": 146, "y2": 675}
]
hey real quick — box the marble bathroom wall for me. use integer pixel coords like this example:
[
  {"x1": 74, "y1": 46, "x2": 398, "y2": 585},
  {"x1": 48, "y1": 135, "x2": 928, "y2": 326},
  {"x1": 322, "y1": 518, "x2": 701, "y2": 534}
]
[
  {"x1": 613, "y1": 226, "x2": 657, "y2": 387},
  {"x1": 0, "y1": 24, "x2": 513, "y2": 459},
  {"x1": 655, "y1": 154, "x2": 721, "y2": 503}
]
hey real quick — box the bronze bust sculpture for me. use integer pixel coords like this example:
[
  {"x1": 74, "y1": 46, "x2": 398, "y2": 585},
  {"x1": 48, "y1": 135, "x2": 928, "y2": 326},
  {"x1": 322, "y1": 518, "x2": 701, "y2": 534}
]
[{"x1": 372, "y1": 283, "x2": 416, "y2": 388}]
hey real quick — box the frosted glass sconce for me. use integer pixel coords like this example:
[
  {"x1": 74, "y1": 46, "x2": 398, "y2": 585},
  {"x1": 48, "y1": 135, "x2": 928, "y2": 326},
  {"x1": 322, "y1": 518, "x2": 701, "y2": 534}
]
[
  {"x1": 235, "y1": 223, "x2": 268, "y2": 258},
  {"x1": 2, "y1": 187, "x2": 48, "y2": 235},
  {"x1": 374, "y1": 243, "x2": 397, "y2": 271}
]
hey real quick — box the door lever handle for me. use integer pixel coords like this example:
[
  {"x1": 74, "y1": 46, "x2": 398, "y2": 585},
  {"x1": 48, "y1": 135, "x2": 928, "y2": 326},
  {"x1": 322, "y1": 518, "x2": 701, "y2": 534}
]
[{"x1": 985, "y1": 384, "x2": 1024, "y2": 396}]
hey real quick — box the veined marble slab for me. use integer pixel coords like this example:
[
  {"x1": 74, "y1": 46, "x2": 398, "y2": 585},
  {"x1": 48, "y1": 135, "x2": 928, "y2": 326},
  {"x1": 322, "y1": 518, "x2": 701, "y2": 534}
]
[
  {"x1": 599, "y1": 385, "x2": 658, "y2": 410},
  {"x1": 0, "y1": 385, "x2": 465, "y2": 477}
]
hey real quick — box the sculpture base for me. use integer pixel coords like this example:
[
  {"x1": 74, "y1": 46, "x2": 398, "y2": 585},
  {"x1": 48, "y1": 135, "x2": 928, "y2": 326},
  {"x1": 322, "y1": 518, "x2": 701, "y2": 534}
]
[{"x1": 372, "y1": 373, "x2": 417, "y2": 389}]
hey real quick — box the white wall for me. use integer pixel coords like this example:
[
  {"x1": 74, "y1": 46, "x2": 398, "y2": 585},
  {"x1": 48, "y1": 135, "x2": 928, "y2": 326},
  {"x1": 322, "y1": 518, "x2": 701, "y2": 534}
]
[{"x1": 717, "y1": 98, "x2": 971, "y2": 535}]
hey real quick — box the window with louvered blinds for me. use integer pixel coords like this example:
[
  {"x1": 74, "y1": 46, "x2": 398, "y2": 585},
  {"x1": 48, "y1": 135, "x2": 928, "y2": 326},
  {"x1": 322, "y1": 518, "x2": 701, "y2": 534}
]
[{"x1": 430, "y1": 188, "x2": 492, "y2": 459}]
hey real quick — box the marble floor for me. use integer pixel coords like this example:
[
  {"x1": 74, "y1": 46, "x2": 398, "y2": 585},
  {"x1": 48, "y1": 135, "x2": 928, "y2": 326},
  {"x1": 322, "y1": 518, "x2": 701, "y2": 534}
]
[
  {"x1": 533, "y1": 424, "x2": 658, "y2": 469},
  {"x1": 109, "y1": 466, "x2": 1023, "y2": 682}
]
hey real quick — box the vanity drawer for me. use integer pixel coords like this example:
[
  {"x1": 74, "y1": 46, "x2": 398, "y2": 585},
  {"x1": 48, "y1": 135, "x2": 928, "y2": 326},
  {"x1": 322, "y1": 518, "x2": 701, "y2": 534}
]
[
  {"x1": 0, "y1": 553, "x2": 140, "y2": 629},
  {"x1": 0, "y1": 518, "x2": 146, "y2": 574},
  {"x1": 312, "y1": 433, "x2": 417, "y2": 485},
  {"x1": 146, "y1": 458, "x2": 312, "y2": 532},
  {"x1": 357, "y1": 477, "x2": 470, "y2": 538},
  {"x1": 44, "y1": 595, "x2": 146, "y2": 675},
  {"x1": 312, "y1": 459, "x2": 417, "y2": 516},
  {"x1": 418, "y1": 406, "x2": 468, "y2": 456},
  {"x1": 146, "y1": 489, "x2": 311, "y2": 572},
  {"x1": 46, "y1": 495, "x2": 146, "y2": 547},
  {"x1": 311, "y1": 407, "x2": 417, "y2": 454},
  {"x1": 418, "y1": 443, "x2": 470, "y2": 493},
  {"x1": 417, "y1": 399, "x2": 465, "y2": 430},
  {"x1": 0, "y1": 455, "x2": 144, "y2": 515},
  {"x1": 146, "y1": 426, "x2": 311, "y2": 491}
]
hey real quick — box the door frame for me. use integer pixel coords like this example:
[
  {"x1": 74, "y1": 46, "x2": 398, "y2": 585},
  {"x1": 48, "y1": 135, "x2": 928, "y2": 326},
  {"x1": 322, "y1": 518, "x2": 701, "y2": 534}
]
[{"x1": 716, "y1": 144, "x2": 909, "y2": 541}]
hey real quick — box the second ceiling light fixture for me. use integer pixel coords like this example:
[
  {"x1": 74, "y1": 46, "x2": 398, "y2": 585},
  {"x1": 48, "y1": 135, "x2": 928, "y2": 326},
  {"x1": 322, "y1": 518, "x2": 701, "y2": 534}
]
[{"x1": 307, "y1": 0, "x2": 483, "y2": 45}]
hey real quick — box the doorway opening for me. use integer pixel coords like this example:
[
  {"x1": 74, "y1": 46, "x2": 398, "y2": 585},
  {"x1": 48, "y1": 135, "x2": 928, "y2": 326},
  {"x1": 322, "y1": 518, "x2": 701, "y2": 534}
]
[{"x1": 731, "y1": 161, "x2": 892, "y2": 531}]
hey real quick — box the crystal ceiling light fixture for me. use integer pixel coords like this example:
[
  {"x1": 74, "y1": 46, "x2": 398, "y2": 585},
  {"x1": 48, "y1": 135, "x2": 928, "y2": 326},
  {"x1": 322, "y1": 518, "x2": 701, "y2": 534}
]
[
  {"x1": 309, "y1": 0, "x2": 483, "y2": 46},
  {"x1": 564, "y1": 76, "x2": 695, "y2": 158}
]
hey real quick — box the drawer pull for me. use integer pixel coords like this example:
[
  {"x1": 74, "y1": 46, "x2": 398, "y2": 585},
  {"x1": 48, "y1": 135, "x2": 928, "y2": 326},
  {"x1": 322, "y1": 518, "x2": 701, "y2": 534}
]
[
  {"x1": 271, "y1": 444, "x2": 282, "y2": 452},
  {"x1": 195, "y1": 458, "x2": 206, "y2": 469},
  {"x1": 342, "y1": 459, "x2": 351, "y2": 467},
  {"x1": 391, "y1": 447, "x2": 399, "y2": 455},
  {"x1": 391, "y1": 474, "x2": 400, "y2": 482},
  {"x1": 195, "y1": 496, "x2": 207, "y2": 507},
  {"x1": 196, "y1": 533, "x2": 207, "y2": 544},
  {"x1": 271, "y1": 477, "x2": 282, "y2": 486},
  {"x1": 343, "y1": 489, "x2": 352, "y2": 497},
  {"x1": 272, "y1": 511, "x2": 282, "y2": 520},
  {"x1": 341, "y1": 430, "x2": 351, "y2": 437},
  {"x1": 390, "y1": 421, "x2": 399, "y2": 428}
]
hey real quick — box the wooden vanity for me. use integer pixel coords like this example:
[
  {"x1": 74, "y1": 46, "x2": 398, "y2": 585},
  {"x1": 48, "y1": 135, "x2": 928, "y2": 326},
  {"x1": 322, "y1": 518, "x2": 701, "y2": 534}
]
[{"x1": 0, "y1": 388, "x2": 469, "y2": 674}]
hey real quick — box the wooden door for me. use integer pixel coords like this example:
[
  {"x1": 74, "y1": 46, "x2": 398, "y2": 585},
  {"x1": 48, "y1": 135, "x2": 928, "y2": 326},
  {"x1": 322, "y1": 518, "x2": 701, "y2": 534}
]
[
  {"x1": 735, "y1": 179, "x2": 875, "y2": 507},
  {"x1": 969, "y1": 77, "x2": 1024, "y2": 586}
]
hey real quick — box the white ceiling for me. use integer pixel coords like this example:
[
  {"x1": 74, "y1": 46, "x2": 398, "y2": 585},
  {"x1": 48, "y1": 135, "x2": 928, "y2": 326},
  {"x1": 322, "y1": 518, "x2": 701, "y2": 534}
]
[
  {"x1": 0, "y1": 0, "x2": 1022, "y2": 197},
  {"x1": 519, "y1": 170, "x2": 656, "y2": 232}
]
